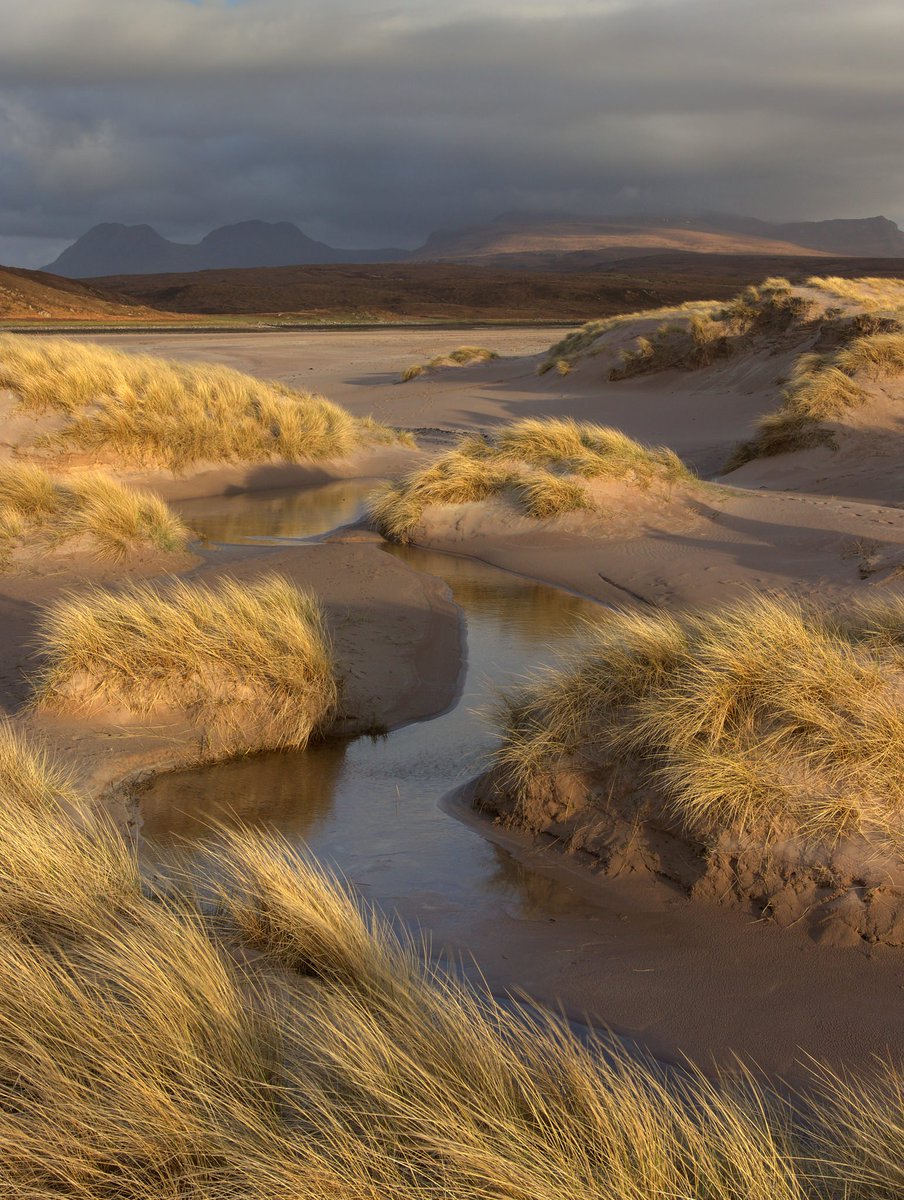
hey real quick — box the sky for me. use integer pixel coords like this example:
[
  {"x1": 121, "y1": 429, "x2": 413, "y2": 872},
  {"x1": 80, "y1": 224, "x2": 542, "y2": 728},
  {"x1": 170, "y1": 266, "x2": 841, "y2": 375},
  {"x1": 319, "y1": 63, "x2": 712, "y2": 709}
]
[{"x1": 1, "y1": 0, "x2": 903, "y2": 267}]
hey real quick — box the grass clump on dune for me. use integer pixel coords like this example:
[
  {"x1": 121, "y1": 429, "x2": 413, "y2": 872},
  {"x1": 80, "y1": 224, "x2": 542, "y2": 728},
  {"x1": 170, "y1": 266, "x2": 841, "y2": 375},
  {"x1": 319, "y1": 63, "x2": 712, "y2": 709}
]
[
  {"x1": 32, "y1": 574, "x2": 337, "y2": 757},
  {"x1": 806, "y1": 274, "x2": 904, "y2": 311},
  {"x1": 0, "y1": 334, "x2": 405, "y2": 471},
  {"x1": 0, "y1": 723, "x2": 894, "y2": 1200},
  {"x1": 400, "y1": 344, "x2": 499, "y2": 382},
  {"x1": 367, "y1": 448, "x2": 518, "y2": 542},
  {"x1": 496, "y1": 417, "x2": 693, "y2": 483},
  {"x1": 538, "y1": 301, "x2": 717, "y2": 374},
  {"x1": 725, "y1": 328, "x2": 904, "y2": 471},
  {"x1": 720, "y1": 277, "x2": 815, "y2": 334},
  {"x1": 540, "y1": 279, "x2": 815, "y2": 377},
  {"x1": 606, "y1": 281, "x2": 813, "y2": 383},
  {"x1": 368, "y1": 418, "x2": 693, "y2": 543},
  {"x1": 493, "y1": 594, "x2": 904, "y2": 849},
  {"x1": 836, "y1": 330, "x2": 904, "y2": 378},
  {"x1": 608, "y1": 313, "x2": 732, "y2": 380},
  {"x1": 0, "y1": 463, "x2": 188, "y2": 563},
  {"x1": 513, "y1": 471, "x2": 592, "y2": 519}
]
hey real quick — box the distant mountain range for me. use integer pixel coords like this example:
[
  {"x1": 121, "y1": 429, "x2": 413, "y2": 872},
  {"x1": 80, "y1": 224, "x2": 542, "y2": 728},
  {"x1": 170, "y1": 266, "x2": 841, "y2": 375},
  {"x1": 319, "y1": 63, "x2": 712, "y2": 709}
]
[
  {"x1": 413, "y1": 213, "x2": 904, "y2": 263},
  {"x1": 43, "y1": 220, "x2": 408, "y2": 278},
  {"x1": 42, "y1": 213, "x2": 904, "y2": 278}
]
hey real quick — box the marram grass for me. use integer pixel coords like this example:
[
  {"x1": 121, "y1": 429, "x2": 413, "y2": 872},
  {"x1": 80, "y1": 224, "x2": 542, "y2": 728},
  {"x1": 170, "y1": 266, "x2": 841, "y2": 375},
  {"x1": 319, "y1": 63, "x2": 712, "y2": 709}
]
[
  {"x1": 725, "y1": 329, "x2": 904, "y2": 470},
  {"x1": 538, "y1": 272, "x2": 904, "y2": 456},
  {"x1": 493, "y1": 594, "x2": 904, "y2": 848},
  {"x1": 0, "y1": 722, "x2": 899, "y2": 1198},
  {"x1": 32, "y1": 573, "x2": 337, "y2": 757},
  {"x1": 400, "y1": 344, "x2": 499, "y2": 381},
  {"x1": 0, "y1": 334, "x2": 405, "y2": 470},
  {"x1": 368, "y1": 417, "x2": 693, "y2": 543},
  {"x1": 0, "y1": 462, "x2": 188, "y2": 562}
]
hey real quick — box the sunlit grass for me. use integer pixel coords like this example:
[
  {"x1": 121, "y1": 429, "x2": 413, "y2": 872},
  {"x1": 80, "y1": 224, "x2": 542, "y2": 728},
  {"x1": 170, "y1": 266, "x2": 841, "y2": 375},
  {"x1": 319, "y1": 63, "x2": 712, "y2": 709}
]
[
  {"x1": 368, "y1": 418, "x2": 694, "y2": 542},
  {"x1": 0, "y1": 723, "x2": 890, "y2": 1199},
  {"x1": 32, "y1": 574, "x2": 338, "y2": 757},
  {"x1": 493, "y1": 594, "x2": 904, "y2": 849},
  {"x1": 0, "y1": 462, "x2": 188, "y2": 563},
  {"x1": 400, "y1": 344, "x2": 499, "y2": 381},
  {"x1": 0, "y1": 334, "x2": 406, "y2": 470},
  {"x1": 725, "y1": 327, "x2": 904, "y2": 470}
]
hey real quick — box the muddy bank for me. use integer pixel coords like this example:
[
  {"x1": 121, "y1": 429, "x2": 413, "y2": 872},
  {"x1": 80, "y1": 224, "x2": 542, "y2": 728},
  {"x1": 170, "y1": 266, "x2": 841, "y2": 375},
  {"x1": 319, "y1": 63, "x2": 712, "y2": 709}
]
[{"x1": 474, "y1": 759, "x2": 904, "y2": 949}]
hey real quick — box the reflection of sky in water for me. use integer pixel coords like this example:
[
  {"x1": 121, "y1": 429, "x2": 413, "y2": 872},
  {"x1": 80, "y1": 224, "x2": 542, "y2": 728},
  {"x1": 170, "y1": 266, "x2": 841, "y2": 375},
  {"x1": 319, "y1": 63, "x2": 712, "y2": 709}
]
[
  {"x1": 174, "y1": 478, "x2": 377, "y2": 544},
  {"x1": 143, "y1": 483, "x2": 603, "y2": 928}
]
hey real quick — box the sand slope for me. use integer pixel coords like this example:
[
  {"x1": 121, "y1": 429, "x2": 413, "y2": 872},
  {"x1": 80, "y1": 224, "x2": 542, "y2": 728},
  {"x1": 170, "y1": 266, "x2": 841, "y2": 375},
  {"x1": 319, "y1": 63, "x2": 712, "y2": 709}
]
[{"x1": 0, "y1": 538, "x2": 460, "y2": 804}]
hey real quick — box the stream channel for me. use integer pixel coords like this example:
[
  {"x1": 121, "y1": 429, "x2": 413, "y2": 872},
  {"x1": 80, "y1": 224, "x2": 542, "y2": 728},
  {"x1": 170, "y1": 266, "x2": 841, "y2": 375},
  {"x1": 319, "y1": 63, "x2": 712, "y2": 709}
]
[
  {"x1": 140, "y1": 480, "x2": 627, "y2": 1025},
  {"x1": 138, "y1": 479, "x2": 904, "y2": 1077}
]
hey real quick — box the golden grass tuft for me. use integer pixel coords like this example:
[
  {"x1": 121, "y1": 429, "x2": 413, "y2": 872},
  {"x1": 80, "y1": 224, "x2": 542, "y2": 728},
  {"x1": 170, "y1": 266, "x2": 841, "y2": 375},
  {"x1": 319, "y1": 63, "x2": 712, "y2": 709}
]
[
  {"x1": 720, "y1": 279, "x2": 815, "y2": 335},
  {"x1": 608, "y1": 313, "x2": 732, "y2": 380},
  {"x1": 0, "y1": 334, "x2": 405, "y2": 470},
  {"x1": 32, "y1": 574, "x2": 337, "y2": 756},
  {"x1": 806, "y1": 275, "x2": 904, "y2": 311},
  {"x1": 723, "y1": 327, "x2": 904, "y2": 471},
  {"x1": 514, "y1": 471, "x2": 592, "y2": 519},
  {"x1": 0, "y1": 463, "x2": 188, "y2": 563},
  {"x1": 367, "y1": 450, "x2": 518, "y2": 542},
  {"x1": 836, "y1": 330, "x2": 904, "y2": 378},
  {"x1": 493, "y1": 594, "x2": 904, "y2": 848},
  {"x1": 445, "y1": 345, "x2": 499, "y2": 365},
  {"x1": 368, "y1": 418, "x2": 694, "y2": 542},
  {"x1": 496, "y1": 417, "x2": 693, "y2": 484},
  {"x1": 400, "y1": 345, "x2": 499, "y2": 381},
  {"x1": 539, "y1": 300, "x2": 719, "y2": 372},
  {"x1": 0, "y1": 724, "x2": 899, "y2": 1198}
]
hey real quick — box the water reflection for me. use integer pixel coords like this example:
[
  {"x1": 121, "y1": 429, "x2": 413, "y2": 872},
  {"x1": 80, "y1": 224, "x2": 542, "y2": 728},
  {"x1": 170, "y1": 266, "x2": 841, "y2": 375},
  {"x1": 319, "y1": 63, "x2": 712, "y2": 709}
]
[
  {"x1": 142, "y1": 481, "x2": 602, "y2": 931},
  {"x1": 385, "y1": 543, "x2": 595, "y2": 637},
  {"x1": 175, "y1": 478, "x2": 377, "y2": 544},
  {"x1": 140, "y1": 739, "x2": 348, "y2": 842}
]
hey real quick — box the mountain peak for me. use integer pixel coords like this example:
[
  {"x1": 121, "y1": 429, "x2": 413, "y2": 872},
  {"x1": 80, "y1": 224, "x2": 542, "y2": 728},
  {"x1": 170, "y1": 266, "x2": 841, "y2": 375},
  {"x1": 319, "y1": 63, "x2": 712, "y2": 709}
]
[{"x1": 42, "y1": 221, "x2": 408, "y2": 277}]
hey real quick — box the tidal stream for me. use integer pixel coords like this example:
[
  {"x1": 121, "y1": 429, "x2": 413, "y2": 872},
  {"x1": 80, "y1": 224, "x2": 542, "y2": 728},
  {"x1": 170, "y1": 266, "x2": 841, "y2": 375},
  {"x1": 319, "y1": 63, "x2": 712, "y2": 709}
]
[
  {"x1": 139, "y1": 480, "x2": 904, "y2": 1078},
  {"x1": 143, "y1": 481, "x2": 616, "y2": 1001}
]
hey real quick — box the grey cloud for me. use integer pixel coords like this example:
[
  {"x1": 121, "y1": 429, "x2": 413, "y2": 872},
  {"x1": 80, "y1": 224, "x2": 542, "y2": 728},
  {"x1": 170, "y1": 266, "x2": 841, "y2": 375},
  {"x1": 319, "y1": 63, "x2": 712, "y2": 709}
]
[{"x1": 1, "y1": 0, "x2": 903, "y2": 267}]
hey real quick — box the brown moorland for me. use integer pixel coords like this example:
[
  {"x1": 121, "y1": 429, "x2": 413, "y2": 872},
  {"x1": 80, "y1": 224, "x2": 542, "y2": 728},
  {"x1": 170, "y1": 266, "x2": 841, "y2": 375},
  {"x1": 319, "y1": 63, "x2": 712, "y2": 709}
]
[
  {"x1": 82, "y1": 255, "x2": 904, "y2": 326},
  {"x1": 0, "y1": 264, "x2": 173, "y2": 323}
]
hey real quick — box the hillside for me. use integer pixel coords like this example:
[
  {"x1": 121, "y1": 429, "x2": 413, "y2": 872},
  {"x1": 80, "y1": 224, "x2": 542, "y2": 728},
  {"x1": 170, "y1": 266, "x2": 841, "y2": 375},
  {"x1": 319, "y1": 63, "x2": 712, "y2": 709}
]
[
  {"x1": 0, "y1": 264, "x2": 168, "y2": 323},
  {"x1": 44, "y1": 220, "x2": 408, "y2": 278},
  {"x1": 414, "y1": 213, "x2": 904, "y2": 265}
]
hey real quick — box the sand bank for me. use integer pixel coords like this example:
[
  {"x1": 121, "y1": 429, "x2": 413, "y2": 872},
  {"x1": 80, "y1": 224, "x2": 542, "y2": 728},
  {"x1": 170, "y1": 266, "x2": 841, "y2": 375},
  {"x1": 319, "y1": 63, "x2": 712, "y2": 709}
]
[{"x1": 0, "y1": 536, "x2": 461, "y2": 807}]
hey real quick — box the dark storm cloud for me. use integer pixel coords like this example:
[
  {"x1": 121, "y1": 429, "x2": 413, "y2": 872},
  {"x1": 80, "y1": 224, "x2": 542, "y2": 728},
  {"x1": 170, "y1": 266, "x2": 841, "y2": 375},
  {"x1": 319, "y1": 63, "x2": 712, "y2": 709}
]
[{"x1": 2, "y1": 0, "x2": 903, "y2": 266}]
